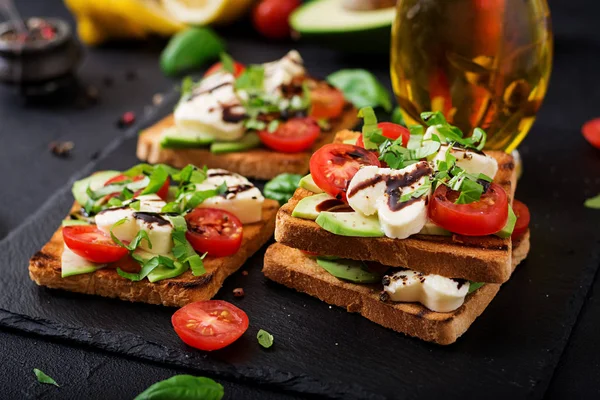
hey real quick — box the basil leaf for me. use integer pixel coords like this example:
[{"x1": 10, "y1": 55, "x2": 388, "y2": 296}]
[
  {"x1": 219, "y1": 52, "x2": 235, "y2": 74},
  {"x1": 172, "y1": 229, "x2": 206, "y2": 276},
  {"x1": 235, "y1": 65, "x2": 264, "y2": 92},
  {"x1": 327, "y1": 69, "x2": 392, "y2": 111},
  {"x1": 183, "y1": 189, "x2": 219, "y2": 211},
  {"x1": 408, "y1": 124, "x2": 424, "y2": 136},
  {"x1": 134, "y1": 375, "x2": 224, "y2": 400},
  {"x1": 391, "y1": 106, "x2": 406, "y2": 126},
  {"x1": 33, "y1": 368, "x2": 59, "y2": 387},
  {"x1": 141, "y1": 166, "x2": 169, "y2": 196},
  {"x1": 455, "y1": 178, "x2": 484, "y2": 204},
  {"x1": 264, "y1": 173, "x2": 302, "y2": 205},
  {"x1": 585, "y1": 194, "x2": 600, "y2": 209},
  {"x1": 267, "y1": 120, "x2": 280, "y2": 133},
  {"x1": 107, "y1": 197, "x2": 123, "y2": 207},
  {"x1": 180, "y1": 76, "x2": 195, "y2": 100},
  {"x1": 400, "y1": 179, "x2": 432, "y2": 202},
  {"x1": 413, "y1": 140, "x2": 440, "y2": 159},
  {"x1": 358, "y1": 106, "x2": 384, "y2": 150},
  {"x1": 421, "y1": 111, "x2": 449, "y2": 127},
  {"x1": 130, "y1": 200, "x2": 141, "y2": 211},
  {"x1": 117, "y1": 255, "x2": 161, "y2": 282},
  {"x1": 244, "y1": 119, "x2": 266, "y2": 131},
  {"x1": 257, "y1": 329, "x2": 274, "y2": 348},
  {"x1": 468, "y1": 281, "x2": 485, "y2": 294},
  {"x1": 110, "y1": 219, "x2": 153, "y2": 251}
]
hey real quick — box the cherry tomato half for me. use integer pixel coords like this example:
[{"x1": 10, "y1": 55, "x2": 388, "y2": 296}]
[
  {"x1": 258, "y1": 117, "x2": 320, "y2": 153},
  {"x1": 185, "y1": 208, "x2": 243, "y2": 258},
  {"x1": 511, "y1": 199, "x2": 531, "y2": 239},
  {"x1": 252, "y1": 0, "x2": 301, "y2": 40},
  {"x1": 428, "y1": 183, "x2": 509, "y2": 236},
  {"x1": 204, "y1": 61, "x2": 246, "y2": 78},
  {"x1": 63, "y1": 225, "x2": 128, "y2": 263},
  {"x1": 172, "y1": 300, "x2": 249, "y2": 351},
  {"x1": 310, "y1": 85, "x2": 345, "y2": 120},
  {"x1": 309, "y1": 143, "x2": 381, "y2": 202},
  {"x1": 582, "y1": 118, "x2": 600, "y2": 149},
  {"x1": 356, "y1": 122, "x2": 410, "y2": 148},
  {"x1": 104, "y1": 174, "x2": 170, "y2": 201}
]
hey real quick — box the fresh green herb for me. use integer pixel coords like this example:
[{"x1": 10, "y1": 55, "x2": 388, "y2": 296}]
[
  {"x1": 219, "y1": 52, "x2": 235, "y2": 74},
  {"x1": 455, "y1": 178, "x2": 484, "y2": 204},
  {"x1": 216, "y1": 181, "x2": 228, "y2": 196},
  {"x1": 358, "y1": 107, "x2": 384, "y2": 150},
  {"x1": 33, "y1": 368, "x2": 59, "y2": 387},
  {"x1": 235, "y1": 65, "x2": 265, "y2": 92},
  {"x1": 421, "y1": 111, "x2": 487, "y2": 151},
  {"x1": 180, "y1": 76, "x2": 194, "y2": 99},
  {"x1": 110, "y1": 219, "x2": 152, "y2": 251},
  {"x1": 267, "y1": 120, "x2": 280, "y2": 133},
  {"x1": 172, "y1": 229, "x2": 206, "y2": 276},
  {"x1": 468, "y1": 282, "x2": 485, "y2": 294},
  {"x1": 244, "y1": 119, "x2": 266, "y2": 131},
  {"x1": 134, "y1": 375, "x2": 224, "y2": 400},
  {"x1": 107, "y1": 197, "x2": 123, "y2": 207},
  {"x1": 400, "y1": 179, "x2": 432, "y2": 202},
  {"x1": 391, "y1": 106, "x2": 406, "y2": 126},
  {"x1": 117, "y1": 255, "x2": 168, "y2": 282},
  {"x1": 264, "y1": 173, "x2": 302, "y2": 205},
  {"x1": 257, "y1": 329, "x2": 274, "y2": 348},
  {"x1": 141, "y1": 165, "x2": 169, "y2": 196},
  {"x1": 129, "y1": 200, "x2": 141, "y2": 211},
  {"x1": 327, "y1": 69, "x2": 392, "y2": 111},
  {"x1": 584, "y1": 194, "x2": 600, "y2": 209}
]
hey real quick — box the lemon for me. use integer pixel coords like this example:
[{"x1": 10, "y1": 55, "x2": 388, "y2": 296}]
[{"x1": 161, "y1": 0, "x2": 255, "y2": 25}]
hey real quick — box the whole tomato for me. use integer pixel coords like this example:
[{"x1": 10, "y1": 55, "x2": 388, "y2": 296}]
[{"x1": 252, "y1": 0, "x2": 301, "y2": 40}]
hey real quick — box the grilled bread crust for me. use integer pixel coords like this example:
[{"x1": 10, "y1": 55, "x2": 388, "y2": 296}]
[
  {"x1": 263, "y1": 231, "x2": 530, "y2": 345},
  {"x1": 29, "y1": 200, "x2": 279, "y2": 307},
  {"x1": 136, "y1": 107, "x2": 359, "y2": 180},
  {"x1": 275, "y1": 131, "x2": 517, "y2": 283}
]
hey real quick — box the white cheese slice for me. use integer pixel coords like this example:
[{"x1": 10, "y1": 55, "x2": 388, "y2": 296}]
[
  {"x1": 190, "y1": 169, "x2": 264, "y2": 224},
  {"x1": 383, "y1": 269, "x2": 469, "y2": 312},
  {"x1": 174, "y1": 71, "x2": 245, "y2": 141},
  {"x1": 262, "y1": 50, "x2": 306, "y2": 95},
  {"x1": 432, "y1": 145, "x2": 498, "y2": 179},
  {"x1": 347, "y1": 162, "x2": 433, "y2": 239},
  {"x1": 61, "y1": 246, "x2": 105, "y2": 278}
]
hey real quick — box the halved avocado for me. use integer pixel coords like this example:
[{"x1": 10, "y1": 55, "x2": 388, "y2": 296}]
[{"x1": 290, "y1": 0, "x2": 396, "y2": 53}]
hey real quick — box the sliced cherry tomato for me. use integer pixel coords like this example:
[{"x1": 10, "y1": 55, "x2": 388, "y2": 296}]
[
  {"x1": 172, "y1": 300, "x2": 249, "y2": 351},
  {"x1": 258, "y1": 117, "x2": 320, "y2": 153},
  {"x1": 511, "y1": 199, "x2": 531, "y2": 239},
  {"x1": 309, "y1": 144, "x2": 381, "y2": 202},
  {"x1": 582, "y1": 118, "x2": 600, "y2": 149},
  {"x1": 111, "y1": 255, "x2": 142, "y2": 273},
  {"x1": 63, "y1": 225, "x2": 128, "y2": 263},
  {"x1": 204, "y1": 61, "x2": 246, "y2": 78},
  {"x1": 356, "y1": 122, "x2": 410, "y2": 148},
  {"x1": 428, "y1": 183, "x2": 509, "y2": 236},
  {"x1": 310, "y1": 85, "x2": 345, "y2": 120},
  {"x1": 104, "y1": 174, "x2": 170, "y2": 201},
  {"x1": 252, "y1": 0, "x2": 301, "y2": 40},
  {"x1": 185, "y1": 208, "x2": 243, "y2": 258}
]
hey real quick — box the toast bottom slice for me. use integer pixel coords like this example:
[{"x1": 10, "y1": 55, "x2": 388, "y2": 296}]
[
  {"x1": 263, "y1": 231, "x2": 530, "y2": 345},
  {"x1": 29, "y1": 200, "x2": 279, "y2": 307}
]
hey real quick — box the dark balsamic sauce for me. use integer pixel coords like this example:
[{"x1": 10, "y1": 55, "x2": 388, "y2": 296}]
[
  {"x1": 133, "y1": 212, "x2": 170, "y2": 226},
  {"x1": 315, "y1": 199, "x2": 353, "y2": 213},
  {"x1": 222, "y1": 105, "x2": 246, "y2": 123}
]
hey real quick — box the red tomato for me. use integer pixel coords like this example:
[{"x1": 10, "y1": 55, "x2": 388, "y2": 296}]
[
  {"x1": 309, "y1": 144, "x2": 381, "y2": 202},
  {"x1": 104, "y1": 174, "x2": 170, "y2": 201},
  {"x1": 582, "y1": 118, "x2": 600, "y2": 149},
  {"x1": 252, "y1": 0, "x2": 301, "y2": 40},
  {"x1": 429, "y1": 183, "x2": 509, "y2": 236},
  {"x1": 185, "y1": 208, "x2": 243, "y2": 258},
  {"x1": 172, "y1": 300, "x2": 249, "y2": 351},
  {"x1": 310, "y1": 85, "x2": 345, "y2": 120},
  {"x1": 511, "y1": 199, "x2": 531, "y2": 239},
  {"x1": 204, "y1": 61, "x2": 246, "y2": 78},
  {"x1": 258, "y1": 117, "x2": 320, "y2": 153},
  {"x1": 356, "y1": 122, "x2": 410, "y2": 148},
  {"x1": 63, "y1": 225, "x2": 128, "y2": 263}
]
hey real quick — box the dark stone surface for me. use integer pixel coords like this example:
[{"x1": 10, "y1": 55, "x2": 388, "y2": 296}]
[{"x1": 0, "y1": 0, "x2": 600, "y2": 399}]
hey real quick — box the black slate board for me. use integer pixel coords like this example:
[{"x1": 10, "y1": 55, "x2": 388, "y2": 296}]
[{"x1": 2, "y1": 45, "x2": 600, "y2": 400}]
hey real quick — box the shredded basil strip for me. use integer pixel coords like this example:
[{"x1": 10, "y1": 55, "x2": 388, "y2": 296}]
[
  {"x1": 257, "y1": 329, "x2": 274, "y2": 348},
  {"x1": 219, "y1": 52, "x2": 235, "y2": 74},
  {"x1": 585, "y1": 194, "x2": 600, "y2": 209},
  {"x1": 33, "y1": 368, "x2": 59, "y2": 387},
  {"x1": 235, "y1": 65, "x2": 264, "y2": 92},
  {"x1": 141, "y1": 165, "x2": 169, "y2": 196},
  {"x1": 358, "y1": 106, "x2": 383, "y2": 150},
  {"x1": 110, "y1": 218, "x2": 153, "y2": 251},
  {"x1": 468, "y1": 282, "x2": 485, "y2": 294},
  {"x1": 117, "y1": 254, "x2": 174, "y2": 282},
  {"x1": 172, "y1": 229, "x2": 206, "y2": 276}
]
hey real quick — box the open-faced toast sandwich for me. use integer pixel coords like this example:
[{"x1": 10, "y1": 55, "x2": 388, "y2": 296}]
[
  {"x1": 263, "y1": 108, "x2": 531, "y2": 344},
  {"x1": 29, "y1": 163, "x2": 278, "y2": 307},
  {"x1": 137, "y1": 50, "x2": 359, "y2": 180}
]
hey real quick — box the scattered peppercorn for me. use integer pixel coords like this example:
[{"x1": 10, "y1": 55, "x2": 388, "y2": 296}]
[
  {"x1": 49, "y1": 141, "x2": 74, "y2": 158},
  {"x1": 233, "y1": 288, "x2": 245, "y2": 297},
  {"x1": 241, "y1": 271, "x2": 248, "y2": 276},
  {"x1": 117, "y1": 111, "x2": 136, "y2": 128}
]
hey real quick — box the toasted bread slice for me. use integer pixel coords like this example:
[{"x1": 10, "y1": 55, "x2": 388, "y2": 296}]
[
  {"x1": 275, "y1": 131, "x2": 517, "y2": 283},
  {"x1": 29, "y1": 200, "x2": 279, "y2": 307},
  {"x1": 263, "y1": 231, "x2": 530, "y2": 345},
  {"x1": 136, "y1": 106, "x2": 359, "y2": 180}
]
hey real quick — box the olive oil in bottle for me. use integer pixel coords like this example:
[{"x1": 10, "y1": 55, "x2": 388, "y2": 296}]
[{"x1": 391, "y1": 0, "x2": 553, "y2": 151}]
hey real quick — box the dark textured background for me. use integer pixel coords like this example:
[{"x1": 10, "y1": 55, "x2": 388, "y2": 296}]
[{"x1": 0, "y1": 0, "x2": 599, "y2": 398}]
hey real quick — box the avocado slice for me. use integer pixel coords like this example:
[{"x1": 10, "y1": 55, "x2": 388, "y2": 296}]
[
  {"x1": 298, "y1": 174, "x2": 323, "y2": 193},
  {"x1": 316, "y1": 211, "x2": 384, "y2": 237},
  {"x1": 316, "y1": 257, "x2": 382, "y2": 283},
  {"x1": 210, "y1": 132, "x2": 261, "y2": 154},
  {"x1": 418, "y1": 221, "x2": 452, "y2": 236},
  {"x1": 160, "y1": 126, "x2": 214, "y2": 149},
  {"x1": 292, "y1": 193, "x2": 334, "y2": 220},
  {"x1": 495, "y1": 204, "x2": 517, "y2": 238},
  {"x1": 61, "y1": 247, "x2": 105, "y2": 278},
  {"x1": 72, "y1": 170, "x2": 121, "y2": 206},
  {"x1": 290, "y1": 0, "x2": 396, "y2": 53}
]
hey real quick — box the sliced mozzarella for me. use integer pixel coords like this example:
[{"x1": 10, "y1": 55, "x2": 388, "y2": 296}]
[
  {"x1": 95, "y1": 207, "x2": 137, "y2": 243},
  {"x1": 383, "y1": 269, "x2": 469, "y2": 312},
  {"x1": 433, "y1": 145, "x2": 498, "y2": 179},
  {"x1": 191, "y1": 169, "x2": 264, "y2": 224},
  {"x1": 174, "y1": 71, "x2": 246, "y2": 141},
  {"x1": 262, "y1": 50, "x2": 305, "y2": 95},
  {"x1": 61, "y1": 246, "x2": 105, "y2": 278},
  {"x1": 347, "y1": 162, "x2": 433, "y2": 239},
  {"x1": 134, "y1": 214, "x2": 174, "y2": 255}
]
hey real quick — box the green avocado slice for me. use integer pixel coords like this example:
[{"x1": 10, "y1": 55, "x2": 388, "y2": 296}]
[
  {"x1": 71, "y1": 170, "x2": 120, "y2": 206},
  {"x1": 160, "y1": 126, "x2": 214, "y2": 149},
  {"x1": 495, "y1": 204, "x2": 517, "y2": 238},
  {"x1": 316, "y1": 257, "x2": 382, "y2": 283},
  {"x1": 210, "y1": 132, "x2": 261, "y2": 154},
  {"x1": 292, "y1": 193, "x2": 335, "y2": 220},
  {"x1": 316, "y1": 211, "x2": 384, "y2": 237},
  {"x1": 298, "y1": 174, "x2": 323, "y2": 193}
]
